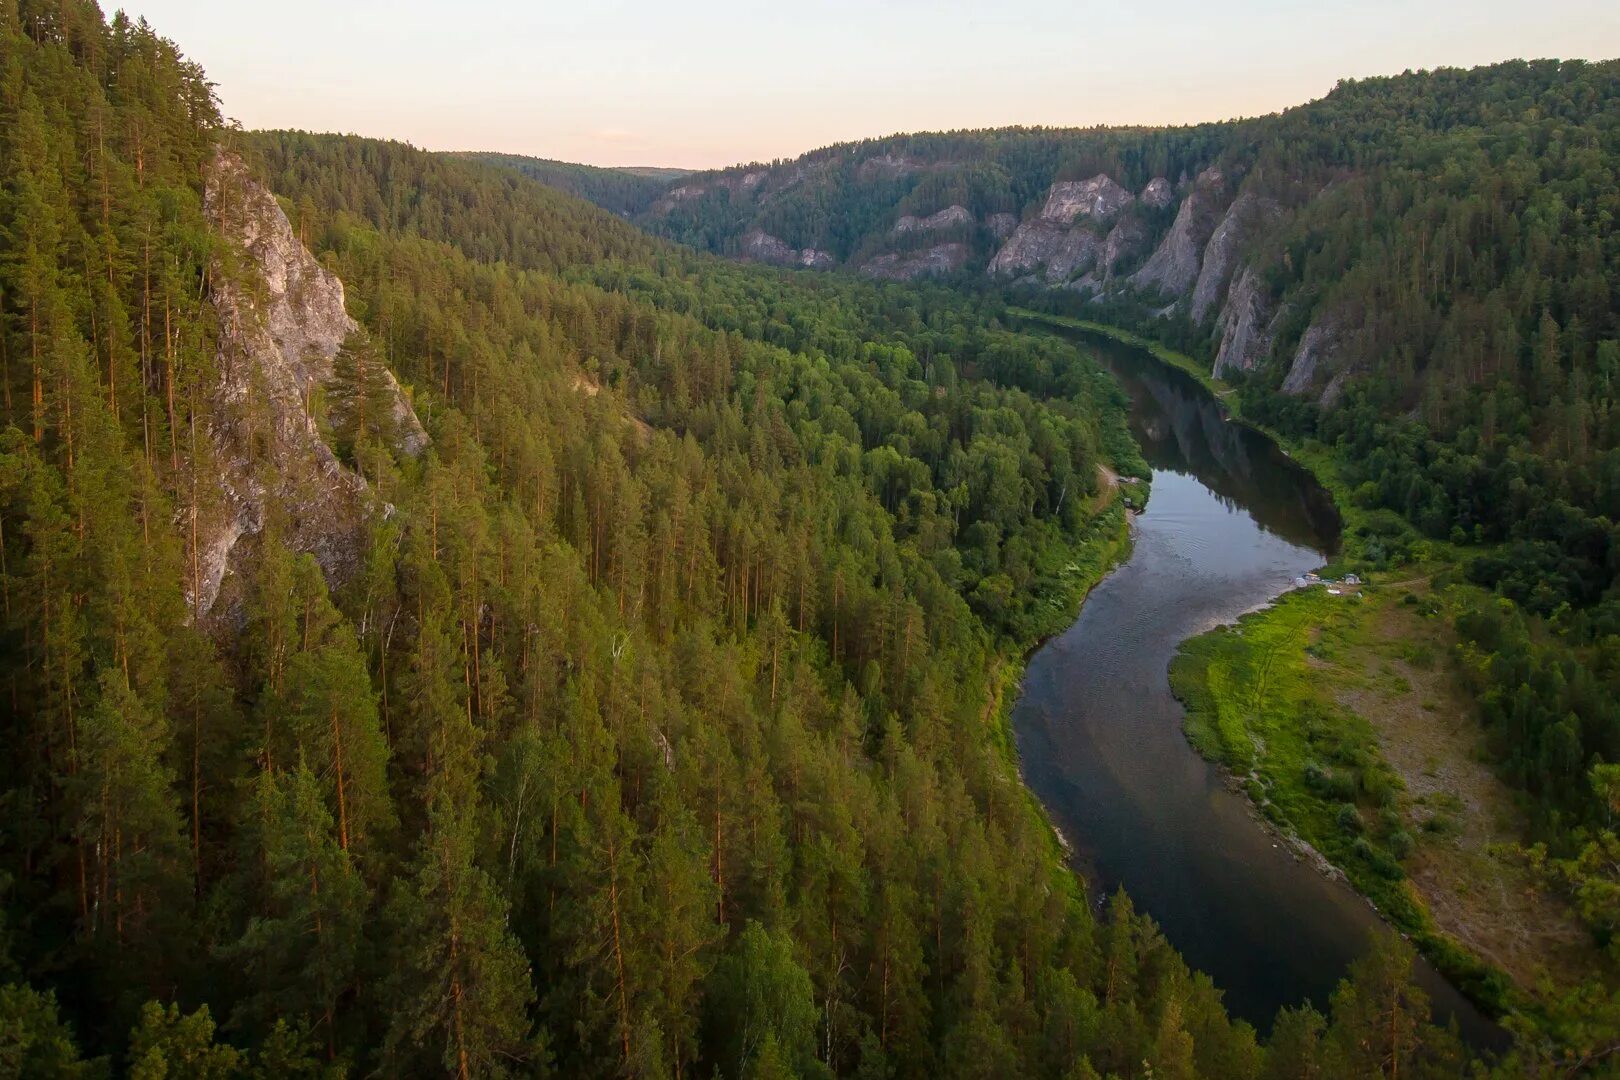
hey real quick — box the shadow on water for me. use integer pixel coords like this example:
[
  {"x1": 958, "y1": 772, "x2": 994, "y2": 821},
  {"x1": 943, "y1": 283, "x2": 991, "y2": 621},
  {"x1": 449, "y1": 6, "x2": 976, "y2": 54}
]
[{"x1": 1012, "y1": 326, "x2": 1503, "y2": 1048}]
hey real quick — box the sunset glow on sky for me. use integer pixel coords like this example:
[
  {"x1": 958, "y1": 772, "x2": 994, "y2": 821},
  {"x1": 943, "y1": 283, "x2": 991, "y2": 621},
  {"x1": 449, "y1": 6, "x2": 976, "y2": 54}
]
[{"x1": 127, "y1": 0, "x2": 1620, "y2": 170}]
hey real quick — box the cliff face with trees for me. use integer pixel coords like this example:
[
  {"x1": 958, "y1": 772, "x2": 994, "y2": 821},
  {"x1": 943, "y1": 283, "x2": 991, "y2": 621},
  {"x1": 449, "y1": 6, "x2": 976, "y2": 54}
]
[
  {"x1": 0, "y1": 3, "x2": 1492, "y2": 1076},
  {"x1": 2, "y1": 1, "x2": 1616, "y2": 1074},
  {"x1": 585, "y1": 69, "x2": 1620, "y2": 1044}
]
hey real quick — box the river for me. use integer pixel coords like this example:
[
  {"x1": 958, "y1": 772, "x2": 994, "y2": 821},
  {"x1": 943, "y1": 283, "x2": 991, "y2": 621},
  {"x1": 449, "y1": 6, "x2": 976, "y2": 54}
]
[{"x1": 1012, "y1": 328, "x2": 1498, "y2": 1043}]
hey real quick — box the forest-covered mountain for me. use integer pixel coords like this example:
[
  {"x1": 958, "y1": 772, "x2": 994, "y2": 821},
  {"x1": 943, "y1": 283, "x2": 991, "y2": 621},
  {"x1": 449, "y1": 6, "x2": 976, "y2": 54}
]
[
  {"x1": 620, "y1": 61, "x2": 1617, "y2": 405},
  {"x1": 0, "y1": 2, "x2": 1515, "y2": 1076},
  {"x1": 558, "y1": 65, "x2": 1620, "y2": 976},
  {"x1": 454, "y1": 152, "x2": 688, "y2": 217},
  {"x1": 2, "y1": 0, "x2": 1618, "y2": 1075}
]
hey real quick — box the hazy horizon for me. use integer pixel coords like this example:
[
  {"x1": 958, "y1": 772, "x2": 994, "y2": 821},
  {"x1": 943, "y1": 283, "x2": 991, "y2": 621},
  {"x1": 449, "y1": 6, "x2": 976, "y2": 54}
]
[{"x1": 125, "y1": 1, "x2": 1620, "y2": 170}]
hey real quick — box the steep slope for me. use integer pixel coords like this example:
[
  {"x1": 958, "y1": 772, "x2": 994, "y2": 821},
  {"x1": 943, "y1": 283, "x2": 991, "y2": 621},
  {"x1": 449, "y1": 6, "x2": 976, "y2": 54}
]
[
  {"x1": 11, "y1": 10, "x2": 1420, "y2": 1076},
  {"x1": 196, "y1": 149, "x2": 426, "y2": 622},
  {"x1": 614, "y1": 60, "x2": 1618, "y2": 418}
]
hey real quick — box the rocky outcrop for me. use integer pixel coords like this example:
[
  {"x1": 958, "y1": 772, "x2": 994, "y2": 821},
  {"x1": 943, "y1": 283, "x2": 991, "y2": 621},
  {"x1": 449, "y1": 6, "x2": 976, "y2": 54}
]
[
  {"x1": 1281, "y1": 317, "x2": 1344, "y2": 396},
  {"x1": 739, "y1": 229, "x2": 834, "y2": 269},
  {"x1": 1040, "y1": 174, "x2": 1135, "y2": 224},
  {"x1": 1212, "y1": 267, "x2": 1280, "y2": 375},
  {"x1": 651, "y1": 169, "x2": 767, "y2": 213},
  {"x1": 987, "y1": 173, "x2": 1141, "y2": 282},
  {"x1": 1100, "y1": 215, "x2": 1149, "y2": 278},
  {"x1": 988, "y1": 220, "x2": 1101, "y2": 283},
  {"x1": 1190, "y1": 193, "x2": 1283, "y2": 324},
  {"x1": 197, "y1": 149, "x2": 425, "y2": 623},
  {"x1": 893, "y1": 204, "x2": 973, "y2": 234},
  {"x1": 861, "y1": 242, "x2": 971, "y2": 281},
  {"x1": 650, "y1": 183, "x2": 707, "y2": 214},
  {"x1": 987, "y1": 212, "x2": 1019, "y2": 239},
  {"x1": 1140, "y1": 177, "x2": 1174, "y2": 210},
  {"x1": 1130, "y1": 168, "x2": 1226, "y2": 299},
  {"x1": 856, "y1": 152, "x2": 953, "y2": 181}
]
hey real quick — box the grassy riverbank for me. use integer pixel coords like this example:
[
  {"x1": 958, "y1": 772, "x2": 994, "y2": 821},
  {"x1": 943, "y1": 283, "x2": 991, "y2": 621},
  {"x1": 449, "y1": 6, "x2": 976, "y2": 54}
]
[
  {"x1": 1019, "y1": 308, "x2": 1611, "y2": 1042},
  {"x1": 1169, "y1": 573, "x2": 1601, "y2": 1016}
]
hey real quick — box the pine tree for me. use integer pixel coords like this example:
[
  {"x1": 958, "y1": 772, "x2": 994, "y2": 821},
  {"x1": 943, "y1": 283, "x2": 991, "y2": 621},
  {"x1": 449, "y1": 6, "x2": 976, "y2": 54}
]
[{"x1": 380, "y1": 794, "x2": 537, "y2": 1078}]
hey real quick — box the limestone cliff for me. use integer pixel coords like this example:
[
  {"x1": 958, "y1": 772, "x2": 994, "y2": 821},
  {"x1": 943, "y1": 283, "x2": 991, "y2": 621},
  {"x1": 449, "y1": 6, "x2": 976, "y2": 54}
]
[
  {"x1": 1281, "y1": 315, "x2": 1353, "y2": 400},
  {"x1": 1040, "y1": 174, "x2": 1135, "y2": 224},
  {"x1": 1100, "y1": 214, "x2": 1150, "y2": 279},
  {"x1": 893, "y1": 205, "x2": 973, "y2": 234},
  {"x1": 988, "y1": 220, "x2": 1101, "y2": 283},
  {"x1": 1212, "y1": 267, "x2": 1281, "y2": 375},
  {"x1": 988, "y1": 173, "x2": 1163, "y2": 284},
  {"x1": 739, "y1": 229, "x2": 835, "y2": 269},
  {"x1": 1140, "y1": 177, "x2": 1175, "y2": 210},
  {"x1": 196, "y1": 149, "x2": 426, "y2": 622},
  {"x1": 860, "y1": 243, "x2": 971, "y2": 281},
  {"x1": 1189, "y1": 192, "x2": 1282, "y2": 324},
  {"x1": 1130, "y1": 168, "x2": 1226, "y2": 299},
  {"x1": 987, "y1": 212, "x2": 1019, "y2": 239}
]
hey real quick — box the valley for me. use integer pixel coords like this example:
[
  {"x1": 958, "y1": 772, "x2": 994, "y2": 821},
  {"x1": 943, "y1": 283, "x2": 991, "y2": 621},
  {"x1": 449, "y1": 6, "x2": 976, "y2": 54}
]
[{"x1": 0, "y1": 4, "x2": 1616, "y2": 1076}]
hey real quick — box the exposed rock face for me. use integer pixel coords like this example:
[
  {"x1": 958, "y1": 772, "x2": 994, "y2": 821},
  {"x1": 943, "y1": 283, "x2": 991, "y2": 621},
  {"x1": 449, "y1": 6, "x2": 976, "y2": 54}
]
[
  {"x1": 986, "y1": 212, "x2": 1019, "y2": 239},
  {"x1": 739, "y1": 229, "x2": 833, "y2": 269},
  {"x1": 650, "y1": 183, "x2": 708, "y2": 214},
  {"x1": 1140, "y1": 177, "x2": 1174, "y2": 209},
  {"x1": 1040, "y1": 174, "x2": 1135, "y2": 224},
  {"x1": 1212, "y1": 267, "x2": 1279, "y2": 375},
  {"x1": 651, "y1": 169, "x2": 766, "y2": 213},
  {"x1": 1189, "y1": 193, "x2": 1283, "y2": 324},
  {"x1": 861, "y1": 242, "x2": 971, "y2": 281},
  {"x1": 1130, "y1": 168, "x2": 1227, "y2": 299},
  {"x1": 857, "y1": 153, "x2": 939, "y2": 181},
  {"x1": 1100, "y1": 215, "x2": 1149, "y2": 278},
  {"x1": 198, "y1": 149, "x2": 426, "y2": 622},
  {"x1": 893, "y1": 204, "x2": 973, "y2": 234},
  {"x1": 730, "y1": 170, "x2": 766, "y2": 192},
  {"x1": 1281, "y1": 317, "x2": 1342, "y2": 396},
  {"x1": 987, "y1": 220, "x2": 1101, "y2": 282}
]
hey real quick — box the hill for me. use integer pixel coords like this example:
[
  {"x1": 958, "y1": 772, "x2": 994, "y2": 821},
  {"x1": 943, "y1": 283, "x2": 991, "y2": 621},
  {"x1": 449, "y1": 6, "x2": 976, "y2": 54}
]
[{"x1": 457, "y1": 151, "x2": 689, "y2": 216}]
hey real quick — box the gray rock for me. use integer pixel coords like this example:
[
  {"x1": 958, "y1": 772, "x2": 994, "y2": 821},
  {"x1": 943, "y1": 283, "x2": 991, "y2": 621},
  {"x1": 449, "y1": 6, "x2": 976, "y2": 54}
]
[
  {"x1": 1281, "y1": 318, "x2": 1339, "y2": 395},
  {"x1": 1212, "y1": 267, "x2": 1279, "y2": 375},
  {"x1": 739, "y1": 229, "x2": 832, "y2": 270},
  {"x1": 1320, "y1": 370, "x2": 1353, "y2": 408},
  {"x1": 987, "y1": 219, "x2": 1101, "y2": 282},
  {"x1": 861, "y1": 242, "x2": 971, "y2": 281},
  {"x1": 1040, "y1": 174, "x2": 1135, "y2": 224},
  {"x1": 893, "y1": 204, "x2": 973, "y2": 234},
  {"x1": 198, "y1": 149, "x2": 426, "y2": 623},
  {"x1": 1100, "y1": 215, "x2": 1149, "y2": 278},
  {"x1": 987, "y1": 212, "x2": 1019, "y2": 239},
  {"x1": 1189, "y1": 192, "x2": 1283, "y2": 324},
  {"x1": 1130, "y1": 170, "x2": 1227, "y2": 300},
  {"x1": 1140, "y1": 177, "x2": 1174, "y2": 209},
  {"x1": 650, "y1": 183, "x2": 708, "y2": 214},
  {"x1": 739, "y1": 229, "x2": 798, "y2": 265}
]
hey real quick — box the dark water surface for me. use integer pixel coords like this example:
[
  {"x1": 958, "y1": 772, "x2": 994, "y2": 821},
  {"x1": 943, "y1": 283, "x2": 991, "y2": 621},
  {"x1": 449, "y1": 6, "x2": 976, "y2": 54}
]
[{"x1": 1012, "y1": 331, "x2": 1497, "y2": 1043}]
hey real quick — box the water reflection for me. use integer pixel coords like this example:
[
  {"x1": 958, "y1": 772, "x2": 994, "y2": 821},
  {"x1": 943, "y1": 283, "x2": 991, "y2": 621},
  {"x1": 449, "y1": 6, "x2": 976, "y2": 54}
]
[{"x1": 1011, "y1": 326, "x2": 1496, "y2": 1046}]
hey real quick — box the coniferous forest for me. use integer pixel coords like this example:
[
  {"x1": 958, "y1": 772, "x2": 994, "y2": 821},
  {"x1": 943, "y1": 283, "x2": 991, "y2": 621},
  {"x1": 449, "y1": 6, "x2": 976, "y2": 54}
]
[{"x1": 0, "y1": 2, "x2": 1618, "y2": 1077}]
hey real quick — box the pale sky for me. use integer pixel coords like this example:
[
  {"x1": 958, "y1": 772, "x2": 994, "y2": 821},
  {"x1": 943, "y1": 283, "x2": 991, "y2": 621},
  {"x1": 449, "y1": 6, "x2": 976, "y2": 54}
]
[{"x1": 124, "y1": 1, "x2": 1620, "y2": 170}]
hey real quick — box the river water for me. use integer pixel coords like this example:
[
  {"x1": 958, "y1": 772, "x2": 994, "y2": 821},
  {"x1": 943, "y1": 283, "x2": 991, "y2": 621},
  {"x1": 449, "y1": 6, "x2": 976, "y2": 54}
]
[{"x1": 1012, "y1": 330, "x2": 1496, "y2": 1042}]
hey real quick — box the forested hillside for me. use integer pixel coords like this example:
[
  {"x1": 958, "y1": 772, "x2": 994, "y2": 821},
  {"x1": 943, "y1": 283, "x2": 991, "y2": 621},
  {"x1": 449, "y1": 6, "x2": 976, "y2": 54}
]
[
  {"x1": 596, "y1": 66, "x2": 1620, "y2": 1047},
  {"x1": 0, "y1": 3, "x2": 1507, "y2": 1077},
  {"x1": 456, "y1": 152, "x2": 687, "y2": 218}
]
